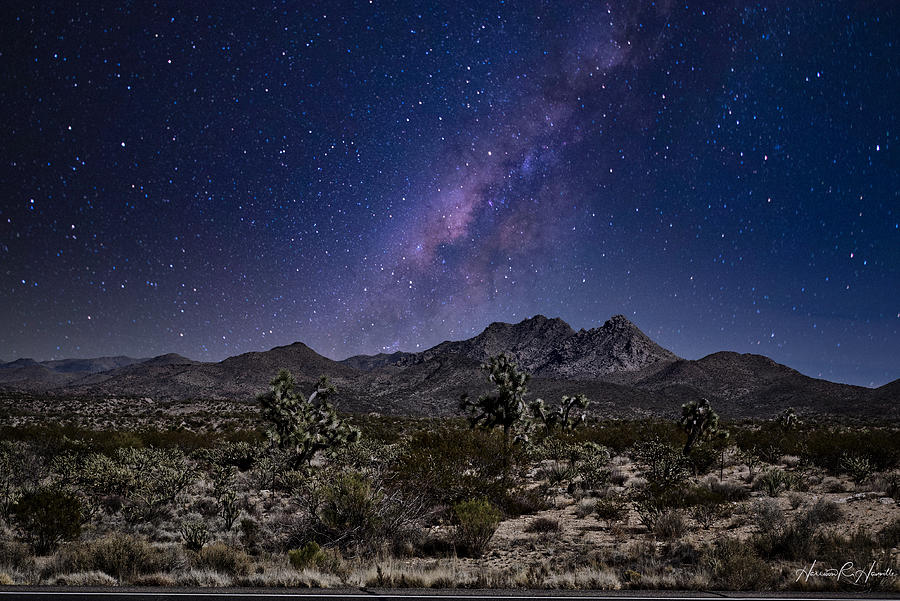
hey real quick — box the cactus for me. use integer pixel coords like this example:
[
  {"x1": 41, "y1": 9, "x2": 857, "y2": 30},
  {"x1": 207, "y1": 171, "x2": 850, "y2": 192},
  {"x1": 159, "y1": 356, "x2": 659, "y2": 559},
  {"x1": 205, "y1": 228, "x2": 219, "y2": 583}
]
[
  {"x1": 679, "y1": 398, "x2": 720, "y2": 455},
  {"x1": 776, "y1": 407, "x2": 801, "y2": 431},
  {"x1": 529, "y1": 394, "x2": 590, "y2": 435},
  {"x1": 259, "y1": 370, "x2": 361, "y2": 468},
  {"x1": 461, "y1": 354, "x2": 530, "y2": 481}
]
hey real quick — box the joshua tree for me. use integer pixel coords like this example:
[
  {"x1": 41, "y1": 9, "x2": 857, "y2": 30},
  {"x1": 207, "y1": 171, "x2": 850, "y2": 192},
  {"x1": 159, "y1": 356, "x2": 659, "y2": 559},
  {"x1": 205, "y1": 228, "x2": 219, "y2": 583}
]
[
  {"x1": 529, "y1": 394, "x2": 590, "y2": 435},
  {"x1": 679, "y1": 398, "x2": 720, "y2": 456},
  {"x1": 776, "y1": 407, "x2": 801, "y2": 431},
  {"x1": 461, "y1": 354, "x2": 530, "y2": 480},
  {"x1": 259, "y1": 370, "x2": 360, "y2": 468}
]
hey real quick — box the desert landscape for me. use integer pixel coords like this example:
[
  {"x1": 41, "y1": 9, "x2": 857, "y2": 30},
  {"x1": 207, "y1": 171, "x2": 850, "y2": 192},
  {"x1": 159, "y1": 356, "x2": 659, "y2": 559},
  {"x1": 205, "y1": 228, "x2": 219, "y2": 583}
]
[
  {"x1": 3, "y1": 0, "x2": 897, "y2": 595},
  {"x1": 1, "y1": 316, "x2": 897, "y2": 592}
]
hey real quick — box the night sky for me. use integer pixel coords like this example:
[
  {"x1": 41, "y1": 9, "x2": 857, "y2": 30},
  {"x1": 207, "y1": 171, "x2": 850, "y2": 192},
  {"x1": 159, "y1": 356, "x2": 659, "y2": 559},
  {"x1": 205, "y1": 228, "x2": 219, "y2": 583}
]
[{"x1": 1, "y1": 2, "x2": 897, "y2": 387}]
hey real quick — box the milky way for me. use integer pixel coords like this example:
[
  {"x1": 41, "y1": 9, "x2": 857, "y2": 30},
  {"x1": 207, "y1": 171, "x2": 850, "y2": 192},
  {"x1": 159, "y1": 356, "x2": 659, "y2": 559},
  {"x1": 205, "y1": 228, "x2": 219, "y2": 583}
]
[{"x1": 1, "y1": 1, "x2": 897, "y2": 386}]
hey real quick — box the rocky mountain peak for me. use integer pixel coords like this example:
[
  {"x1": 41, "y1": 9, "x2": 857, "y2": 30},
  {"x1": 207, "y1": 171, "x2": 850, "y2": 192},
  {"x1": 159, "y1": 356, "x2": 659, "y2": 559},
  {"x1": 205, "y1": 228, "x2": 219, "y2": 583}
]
[{"x1": 534, "y1": 315, "x2": 679, "y2": 379}]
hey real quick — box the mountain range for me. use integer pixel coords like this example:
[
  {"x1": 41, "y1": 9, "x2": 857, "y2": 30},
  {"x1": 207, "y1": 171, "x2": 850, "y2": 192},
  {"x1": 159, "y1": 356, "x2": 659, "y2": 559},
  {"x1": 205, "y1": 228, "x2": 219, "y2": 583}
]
[{"x1": 1, "y1": 315, "x2": 896, "y2": 419}]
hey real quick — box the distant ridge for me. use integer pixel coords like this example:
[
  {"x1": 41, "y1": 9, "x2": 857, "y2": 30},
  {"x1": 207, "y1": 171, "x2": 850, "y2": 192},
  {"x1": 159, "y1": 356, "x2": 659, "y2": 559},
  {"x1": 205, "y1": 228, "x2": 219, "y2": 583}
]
[{"x1": 1, "y1": 315, "x2": 896, "y2": 419}]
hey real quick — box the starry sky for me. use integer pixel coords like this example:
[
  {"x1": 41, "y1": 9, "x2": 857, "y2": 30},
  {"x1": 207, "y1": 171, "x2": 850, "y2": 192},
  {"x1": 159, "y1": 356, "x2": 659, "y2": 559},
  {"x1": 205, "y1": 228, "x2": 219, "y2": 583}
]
[{"x1": 1, "y1": 1, "x2": 897, "y2": 387}]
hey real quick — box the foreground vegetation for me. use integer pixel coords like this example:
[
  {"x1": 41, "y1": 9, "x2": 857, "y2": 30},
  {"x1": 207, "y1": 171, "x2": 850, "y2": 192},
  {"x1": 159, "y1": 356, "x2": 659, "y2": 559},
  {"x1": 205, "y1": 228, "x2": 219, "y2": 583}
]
[{"x1": 0, "y1": 361, "x2": 898, "y2": 591}]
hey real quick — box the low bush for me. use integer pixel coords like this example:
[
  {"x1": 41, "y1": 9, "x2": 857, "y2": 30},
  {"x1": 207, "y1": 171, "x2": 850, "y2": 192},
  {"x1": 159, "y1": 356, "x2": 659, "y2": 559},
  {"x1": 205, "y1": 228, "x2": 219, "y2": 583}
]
[
  {"x1": 594, "y1": 495, "x2": 629, "y2": 528},
  {"x1": 609, "y1": 468, "x2": 628, "y2": 486},
  {"x1": 631, "y1": 439, "x2": 690, "y2": 492},
  {"x1": 0, "y1": 539, "x2": 32, "y2": 572},
  {"x1": 54, "y1": 533, "x2": 176, "y2": 583},
  {"x1": 11, "y1": 487, "x2": 84, "y2": 554},
  {"x1": 574, "y1": 452, "x2": 611, "y2": 491},
  {"x1": 802, "y1": 498, "x2": 843, "y2": 527},
  {"x1": 539, "y1": 461, "x2": 574, "y2": 487},
  {"x1": 394, "y1": 427, "x2": 519, "y2": 511},
  {"x1": 180, "y1": 517, "x2": 210, "y2": 552},
  {"x1": 690, "y1": 500, "x2": 732, "y2": 530},
  {"x1": 708, "y1": 478, "x2": 750, "y2": 501},
  {"x1": 499, "y1": 486, "x2": 551, "y2": 517},
  {"x1": 195, "y1": 542, "x2": 253, "y2": 577},
  {"x1": 703, "y1": 538, "x2": 773, "y2": 590},
  {"x1": 574, "y1": 498, "x2": 596, "y2": 519},
  {"x1": 840, "y1": 454, "x2": 874, "y2": 485},
  {"x1": 288, "y1": 541, "x2": 326, "y2": 570},
  {"x1": 652, "y1": 509, "x2": 687, "y2": 540},
  {"x1": 317, "y1": 473, "x2": 381, "y2": 548},
  {"x1": 631, "y1": 482, "x2": 684, "y2": 531},
  {"x1": 453, "y1": 498, "x2": 501, "y2": 557},
  {"x1": 754, "y1": 468, "x2": 792, "y2": 497},
  {"x1": 751, "y1": 498, "x2": 785, "y2": 535},
  {"x1": 524, "y1": 517, "x2": 561, "y2": 534},
  {"x1": 877, "y1": 518, "x2": 900, "y2": 549},
  {"x1": 52, "y1": 570, "x2": 117, "y2": 586}
]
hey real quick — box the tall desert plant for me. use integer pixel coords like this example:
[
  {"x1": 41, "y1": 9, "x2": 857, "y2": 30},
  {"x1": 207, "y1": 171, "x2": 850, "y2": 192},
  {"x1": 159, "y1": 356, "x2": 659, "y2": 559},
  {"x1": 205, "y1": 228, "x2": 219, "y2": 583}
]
[{"x1": 259, "y1": 370, "x2": 361, "y2": 468}]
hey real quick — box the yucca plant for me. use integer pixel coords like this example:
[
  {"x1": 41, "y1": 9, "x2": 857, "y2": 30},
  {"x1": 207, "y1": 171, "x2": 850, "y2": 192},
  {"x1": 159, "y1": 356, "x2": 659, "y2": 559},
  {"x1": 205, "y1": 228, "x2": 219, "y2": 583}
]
[{"x1": 259, "y1": 370, "x2": 361, "y2": 469}]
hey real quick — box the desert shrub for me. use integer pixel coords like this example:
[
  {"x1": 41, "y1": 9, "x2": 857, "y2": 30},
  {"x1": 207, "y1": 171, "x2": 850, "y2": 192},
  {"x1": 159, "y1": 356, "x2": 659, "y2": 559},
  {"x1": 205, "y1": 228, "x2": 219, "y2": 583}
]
[
  {"x1": 210, "y1": 465, "x2": 241, "y2": 531},
  {"x1": 609, "y1": 467, "x2": 628, "y2": 486},
  {"x1": 524, "y1": 517, "x2": 561, "y2": 534},
  {"x1": 540, "y1": 461, "x2": 575, "y2": 486},
  {"x1": 685, "y1": 487, "x2": 732, "y2": 529},
  {"x1": 500, "y1": 486, "x2": 551, "y2": 517},
  {"x1": 0, "y1": 441, "x2": 45, "y2": 523},
  {"x1": 118, "y1": 446, "x2": 197, "y2": 520},
  {"x1": 574, "y1": 453, "x2": 611, "y2": 492},
  {"x1": 180, "y1": 517, "x2": 210, "y2": 552},
  {"x1": 754, "y1": 468, "x2": 792, "y2": 497},
  {"x1": 631, "y1": 438, "x2": 690, "y2": 492},
  {"x1": 751, "y1": 497, "x2": 784, "y2": 533},
  {"x1": 703, "y1": 538, "x2": 773, "y2": 590},
  {"x1": 394, "y1": 427, "x2": 516, "y2": 511},
  {"x1": 687, "y1": 442, "x2": 719, "y2": 476},
  {"x1": 0, "y1": 539, "x2": 32, "y2": 572},
  {"x1": 131, "y1": 572, "x2": 176, "y2": 586},
  {"x1": 453, "y1": 498, "x2": 501, "y2": 557},
  {"x1": 60, "y1": 446, "x2": 197, "y2": 521},
  {"x1": 299, "y1": 469, "x2": 426, "y2": 555},
  {"x1": 787, "y1": 492, "x2": 804, "y2": 510},
  {"x1": 239, "y1": 518, "x2": 261, "y2": 554},
  {"x1": 574, "y1": 498, "x2": 597, "y2": 518},
  {"x1": 652, "y1": 509, "x2": 687, "y2": 540},
  {"x1": 288, "y1": 541, "x2": 326, "y2": 570},
  {"x1": 877, "y1": 518, "x2": 900, "y2": 549},
  {"x1": 800, "y1": 428, "x2": 900, "y2": 474},
  {"x1": 885, "y1": 473, "x2": 900, "y2": 500},
  {"x1": 52, "y1": 570, "x2": 118, "y2": 586},
  {"x1": 840, "y1": 453, "x2": 875, "y2": 485},
  {"x1": 736, "y1": 446, "x2": 765, "y2": 481},
  {"x1": 803, "y1": 497, "x2": 843, "y2": 527},
  {"x1": 753, "y1": 502, "x2": 842, "y2": 561},
  {"x1": 594, "y1": 495, "x2": 629, "y2": 528},
  {"x1": 821, "y1": 476, "x2": 847, "y2": 493},
  {"x1": 812, "y1": 528, "x2": 884, "y2": 583},
  {"x1": 11, "y1": 487, "x2": 84, "y2": 554},
  {"x1": 195, "y1": 543, "x2": 252, "y2": 577},
  {"x1": 196, "y1": 441, "x2": 259, "y2": 471},
  {"x1": 631, "y1": 483, "x2": 684, "y2": 531},
  {"x1": 317, "y1": 473, "x2": 381, "y2": 548},
  {"x1": 707, "y1": 478, "x2": 750, "y2": 501},
  {"x1": 691, "y1": 501, "x2": 732, "y2": 529},
  {"x1": 54, "y1": 533, "x2": 175, "y2": 582},
  {"x1": 565, "y1": 419, "x2": 683, "y2": 454}
]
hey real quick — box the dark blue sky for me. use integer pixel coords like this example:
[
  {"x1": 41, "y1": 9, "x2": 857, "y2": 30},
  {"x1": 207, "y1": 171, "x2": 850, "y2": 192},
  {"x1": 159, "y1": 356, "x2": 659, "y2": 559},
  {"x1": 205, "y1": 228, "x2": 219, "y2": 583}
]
[{"x1": 1, "y1": 1, "x2": 897, "y2": 386}]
